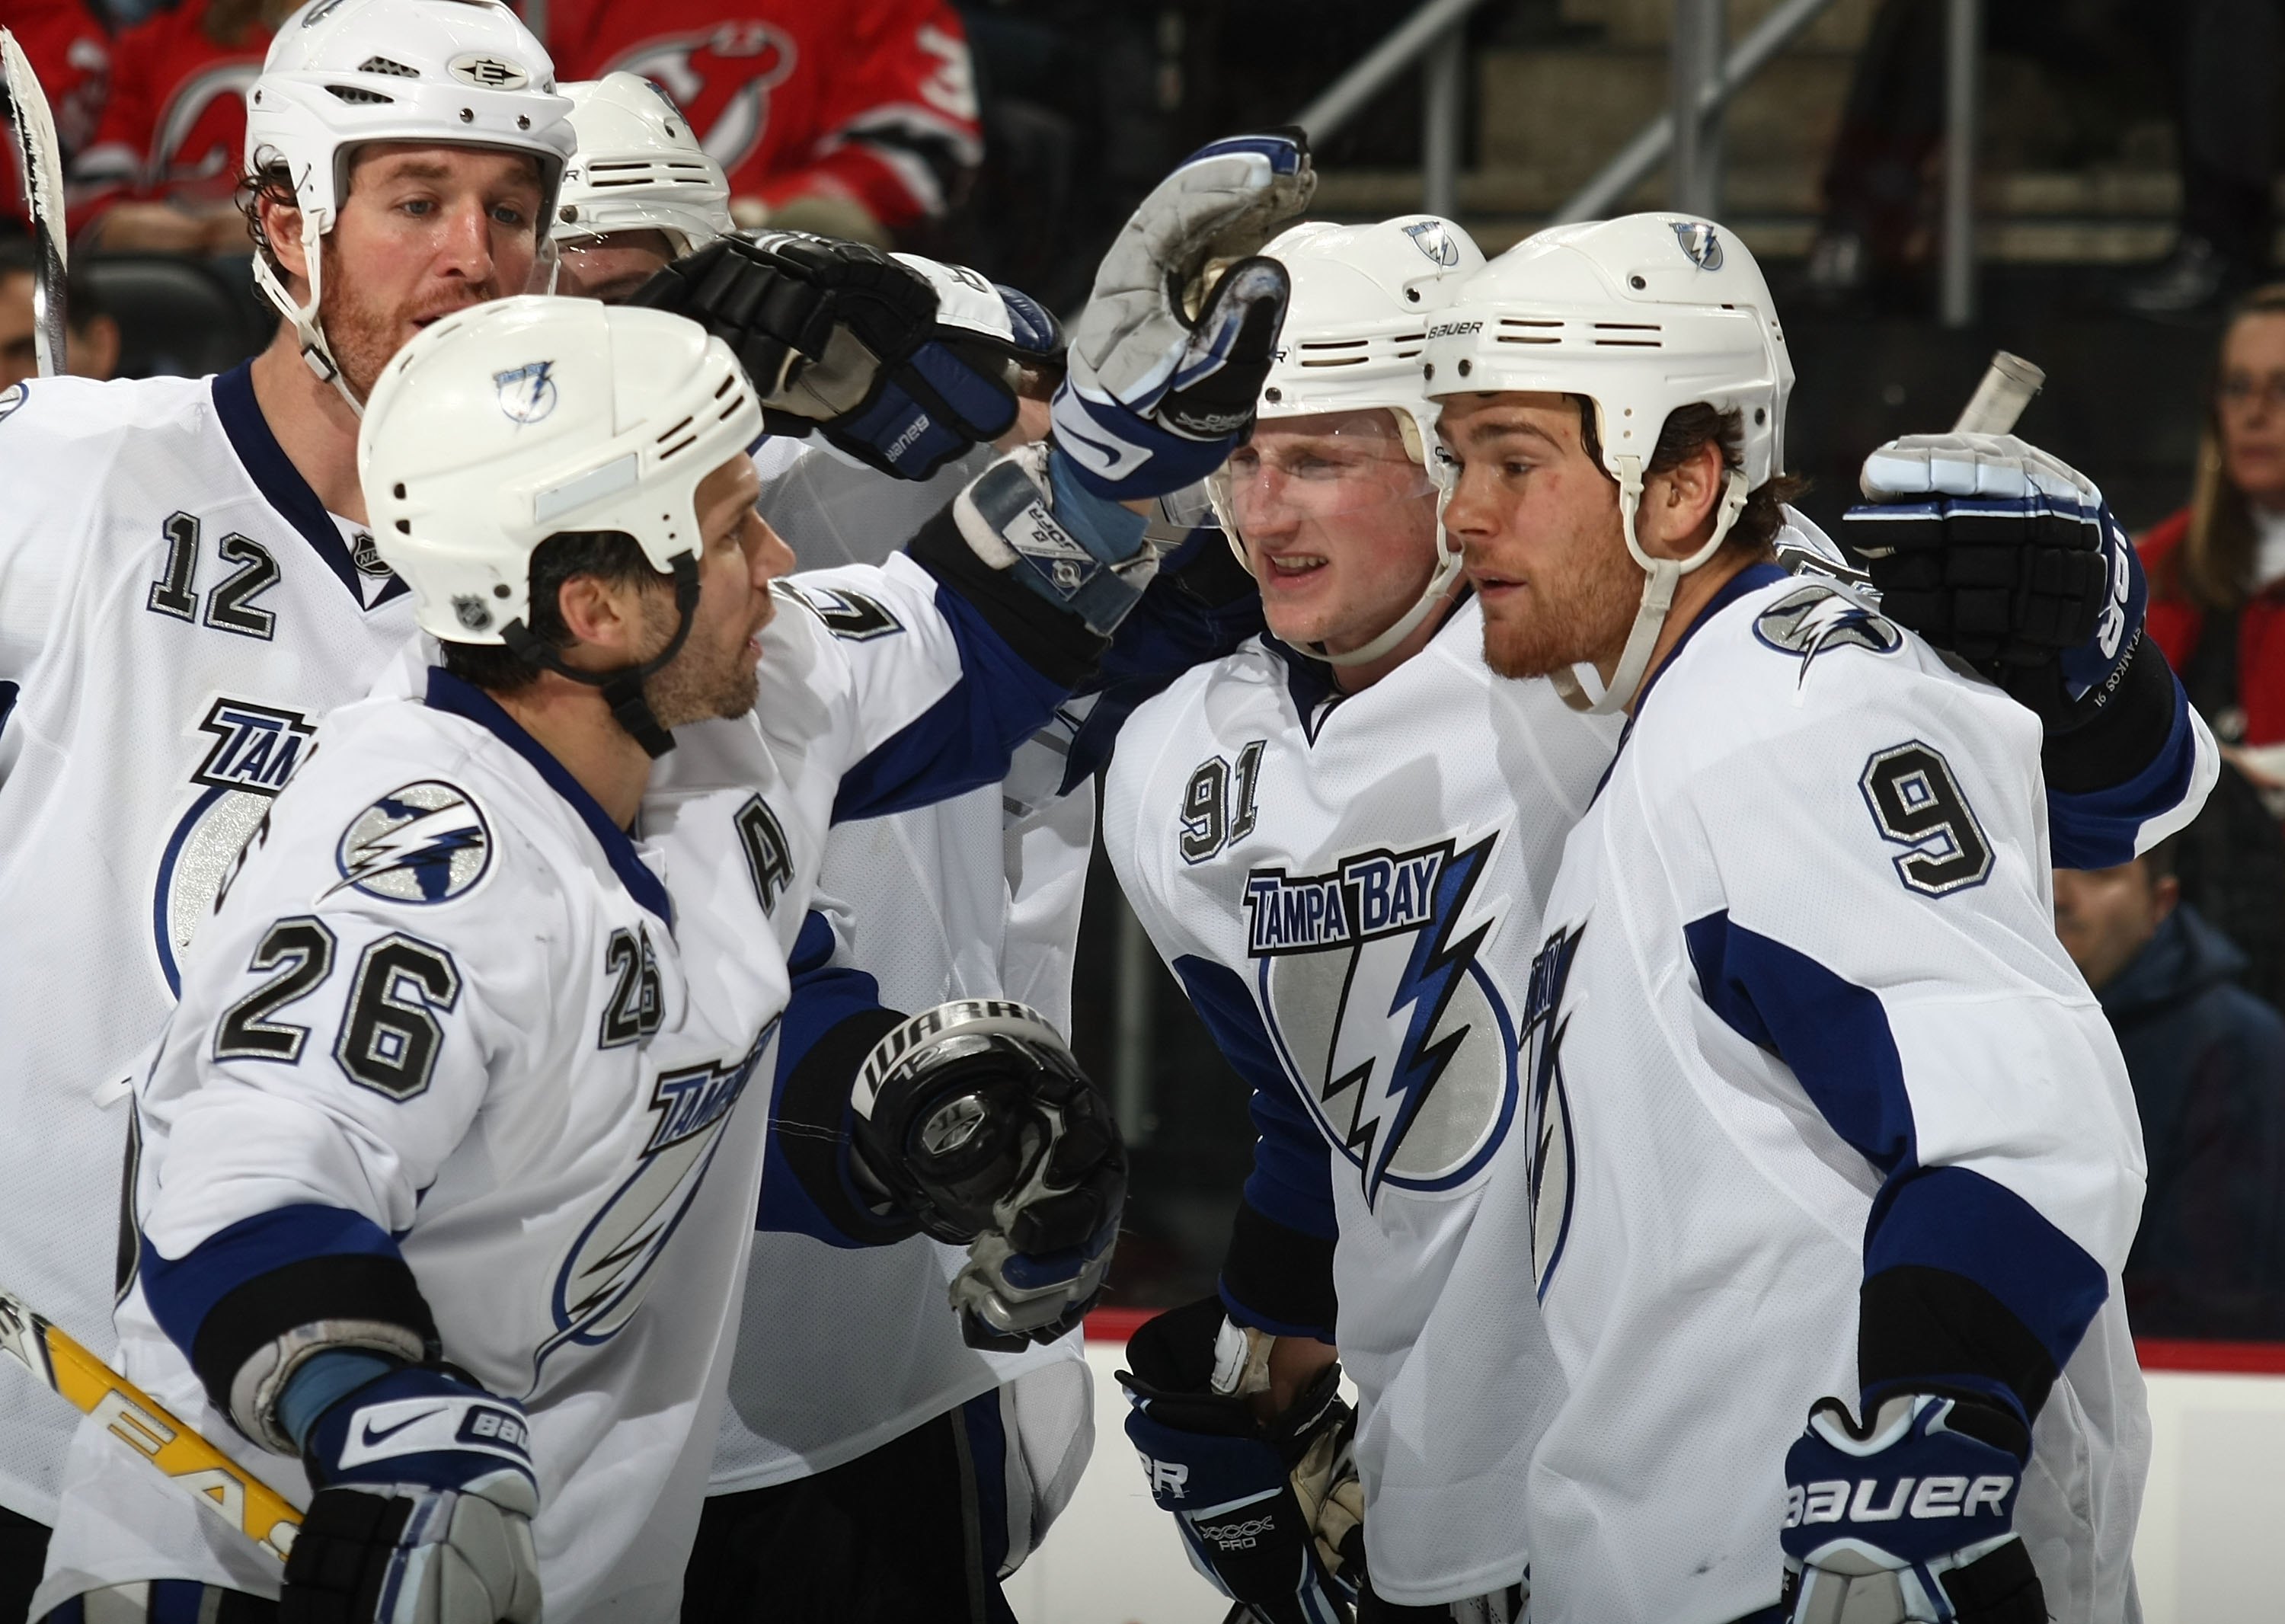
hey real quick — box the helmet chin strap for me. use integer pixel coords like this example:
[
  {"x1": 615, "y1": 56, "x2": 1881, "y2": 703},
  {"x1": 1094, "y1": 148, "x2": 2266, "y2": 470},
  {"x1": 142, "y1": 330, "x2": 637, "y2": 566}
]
[
  {"x1": 252, "y1": 238, "x2": 369, "y2": 418},
  {"x1": 498, "y1": 555, "x2": 701, "y2": 760},
  {"x1": 1548, "y1": 458, "x2": 1749, "y2": 716},
  {"x1": 1316, "y1": 545, "x2": 1463, "y2": 667}
]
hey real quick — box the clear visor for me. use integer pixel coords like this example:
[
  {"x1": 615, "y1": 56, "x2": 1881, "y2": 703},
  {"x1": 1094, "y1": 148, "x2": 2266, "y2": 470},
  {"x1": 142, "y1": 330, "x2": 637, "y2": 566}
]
[
  {"x1": 1205, "y1": 411, "x2": 1440, "y2": 553},
  {"x1": 551, "y1": 231, "x2": 680, "y2": 304}
]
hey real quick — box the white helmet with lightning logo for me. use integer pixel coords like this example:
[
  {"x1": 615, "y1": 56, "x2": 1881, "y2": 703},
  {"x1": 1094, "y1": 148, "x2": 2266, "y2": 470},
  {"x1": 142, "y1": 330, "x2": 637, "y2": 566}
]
[
  {"x1": 360, "y1": 296, "x2": 762, "y2": 750},
  {"x1": 1421, "y1": 213, "x2": 1792, "y2": 712},
  {"x1": 244, "y1": 0, "x2": 576, "y2": 409},
  {"x1": 1213, "y1": 214, "x2": 1484, "y2": 667},
  {"x1": 554, "y1": 72, "x2": 731, "y2": 257}
]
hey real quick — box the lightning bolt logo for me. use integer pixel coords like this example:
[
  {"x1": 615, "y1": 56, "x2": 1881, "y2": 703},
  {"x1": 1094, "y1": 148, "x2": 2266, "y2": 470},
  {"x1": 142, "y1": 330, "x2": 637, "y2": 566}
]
[
  {"x1": 493, "y1": 360, "x2": 558, "y2": 426},
  {"x1": 1753, "y1": 581, "x2": 1902, "y2": 686},
  {"x1": 330, "y1": 780, "x2": 493, "y2": 905},
  {"x1": 1251, "y1": 831, "x2": 1516, "y2": 1207}
]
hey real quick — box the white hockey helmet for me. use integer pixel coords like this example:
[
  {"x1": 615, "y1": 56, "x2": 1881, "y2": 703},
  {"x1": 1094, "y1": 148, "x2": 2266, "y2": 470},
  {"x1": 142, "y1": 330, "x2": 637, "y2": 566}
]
[
  {"x1": 360, "y1": 295, "x2": 760, "y2": 651},
  {"x1": 1212, "y1": 214, "x2": 1484, "y2": 667},
  {"x1": 244, "y1": 0, "x2": 576, "y2": 408},
  {"x1": 1422, "y1": 213, "x2": 1792, "y2": 712},
  {"x1": 554, "y1": 73, "x2": 732, "y2": 257}
]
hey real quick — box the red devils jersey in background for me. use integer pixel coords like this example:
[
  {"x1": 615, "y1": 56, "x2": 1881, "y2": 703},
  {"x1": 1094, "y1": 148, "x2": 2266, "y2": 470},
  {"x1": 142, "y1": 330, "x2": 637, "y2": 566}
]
[
  {"x1": 5, "y1": 0, "x2": 109, "y2": 230},
  {"x1": 69, "y1": 0, "x2": 268, "y2": 230},
  {"x1": 552, "y1": 0, "x2": 980, "y2": 231}
]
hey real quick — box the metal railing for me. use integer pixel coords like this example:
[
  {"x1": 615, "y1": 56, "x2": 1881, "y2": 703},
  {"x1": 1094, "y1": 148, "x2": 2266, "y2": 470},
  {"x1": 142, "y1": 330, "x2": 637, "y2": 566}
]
[{"x1": 1290, "y1": 0, "x2": 1989, "y2": 327}]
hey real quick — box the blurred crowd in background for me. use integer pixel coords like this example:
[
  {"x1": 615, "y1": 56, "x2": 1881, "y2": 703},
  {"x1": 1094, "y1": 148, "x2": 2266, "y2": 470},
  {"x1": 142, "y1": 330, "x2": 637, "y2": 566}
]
[{"x1": 8, "y1": 0, "x2": 2285, "y2": 1341}]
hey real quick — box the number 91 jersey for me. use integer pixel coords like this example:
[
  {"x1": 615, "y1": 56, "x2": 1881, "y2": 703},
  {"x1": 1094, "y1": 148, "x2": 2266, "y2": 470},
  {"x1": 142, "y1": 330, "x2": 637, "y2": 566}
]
[
  {"x1": 1103, "y1": 597, "x2": 1620, "y2": 1601},
  {"x1": 0, "y1": 369, "x2": 419, "y2": 1520}
]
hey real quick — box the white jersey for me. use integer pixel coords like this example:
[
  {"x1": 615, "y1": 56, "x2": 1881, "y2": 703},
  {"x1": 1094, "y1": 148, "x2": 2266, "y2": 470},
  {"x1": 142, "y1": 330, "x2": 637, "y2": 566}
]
[
  {"x1": 0, "y1": 368, "x2": 417, "y2": 1524},
  {"x1": 1104, "y1": 597, "x2": 1622, "y2": 1602},
  {"x1": 1497, "y1": 567, "x2": 2152, "y2": 1622},
  {"x1": 37, "y1": 551, "x2": 1082, "y2": 1622},
  {"x1": 708, "y1": 436, "x2": 1095, "y2": 1538}
]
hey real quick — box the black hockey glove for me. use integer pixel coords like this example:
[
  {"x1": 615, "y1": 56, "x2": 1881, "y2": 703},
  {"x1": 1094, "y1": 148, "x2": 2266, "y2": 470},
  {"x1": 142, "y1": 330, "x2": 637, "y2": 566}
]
[
  {"x1": 850, "y1": 998, "x2": 1125, "y2": 1350},
  {"x1": 629, "y1": 232, "x2": 1062, "y2": 480},
  {"x1": 1842, "y1": 433, "x2": 2142, "y2": 734},
  {"x1": 1780, "y1": 1389, "x2": 2045, "y2": 1624},
  {"x1": 1119, "y1": 1296, "x2": 1363, "y2": 1624},
  {"x1": 284, "y1": 1364, "x2": 540, "y2": 1624}
]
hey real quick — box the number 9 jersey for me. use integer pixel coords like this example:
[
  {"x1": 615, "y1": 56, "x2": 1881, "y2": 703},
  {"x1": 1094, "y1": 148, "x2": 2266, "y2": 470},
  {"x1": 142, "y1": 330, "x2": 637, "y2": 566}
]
[
  {"x1": 1492, "y1": 562, "x2": 2184, "y2": 1622},
  {"x1": 0, "y1": 368, "x2": 421, "y2": 1524}
]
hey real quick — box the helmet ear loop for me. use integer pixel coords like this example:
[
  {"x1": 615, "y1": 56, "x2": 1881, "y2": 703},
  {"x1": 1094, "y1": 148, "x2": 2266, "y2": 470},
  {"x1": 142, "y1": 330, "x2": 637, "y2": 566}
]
[
  {"x1": 251, "y1": 209, "x2": 369, "y2": 419},
  {"x1": 1554, "y1": 460, "x2": 1748, "y2": 715},
  {"x1": 498, "y1": 553, "x2": 701, "y2": 762}
]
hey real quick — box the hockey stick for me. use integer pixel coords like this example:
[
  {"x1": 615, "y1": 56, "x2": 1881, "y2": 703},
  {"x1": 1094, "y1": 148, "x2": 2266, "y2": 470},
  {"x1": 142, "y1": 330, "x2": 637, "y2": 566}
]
[
  {"x1": 1851, "y1": 350, "x2": 2047, "y2": 561},
  {"x1": 0, "y1": 27, "x2": 68, "y2": 377},
  {"x1": 0, "y1": 1289, "x2": 299, "y2": 1561}
]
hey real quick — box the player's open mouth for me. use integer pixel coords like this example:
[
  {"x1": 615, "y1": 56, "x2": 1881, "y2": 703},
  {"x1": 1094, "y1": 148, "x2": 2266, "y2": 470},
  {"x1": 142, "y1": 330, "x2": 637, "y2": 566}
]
[{"x1": 1261, "y1": 553, "x2": 1327, "y2": 578}]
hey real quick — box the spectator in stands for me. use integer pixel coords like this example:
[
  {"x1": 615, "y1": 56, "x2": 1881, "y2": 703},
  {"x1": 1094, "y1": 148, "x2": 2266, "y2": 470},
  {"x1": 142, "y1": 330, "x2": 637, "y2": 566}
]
[
  {"x1": 548, "y1": 0, "x2": 980, "y2": 247},
  {"x1": 2142, "y1": 286, "x2": 2285, "y2": 1008},
  {"x1": 2053, "y1": 841, "x2": 2285, "y2": 1340},
  {"x1": 3, "y1": 0, "x2": 110, "y2": 171},
  {"x1": 0, "y1": 235, "x2": 119, "y2": 385},
  {"x1": 69, "y1": 0, "x2": 283, "y2": 254},
  {"x1": 2120, "y1": 0, "x2": 2280, "y2": 316}
]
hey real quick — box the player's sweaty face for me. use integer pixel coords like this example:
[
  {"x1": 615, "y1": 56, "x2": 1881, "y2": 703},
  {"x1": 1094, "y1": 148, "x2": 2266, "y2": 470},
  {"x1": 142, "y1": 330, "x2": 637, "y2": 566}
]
[
  {"x1": 1439, "y1": 393, "x2": 1640, "y2": 683},
  {"x1": 644, "y1": 455, "x2": 792, "y2": 727},
  {"x1": 1219, "y1": 409, "x2": 1440, "y2": 656},
  {"x1": 555, "y1": 229, "x2": 679, "y2": 305},
  {"x1": 318, "y1": 144, "x2": 546, "y2": 400}
]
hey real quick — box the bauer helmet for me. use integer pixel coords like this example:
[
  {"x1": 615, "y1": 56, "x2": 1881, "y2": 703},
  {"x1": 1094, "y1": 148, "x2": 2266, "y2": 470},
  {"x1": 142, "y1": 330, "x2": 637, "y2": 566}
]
[
  {"x1": 360, "y1": 296, "x2": 762, "y2": 750},
  {"x1": 244, "y1": 0, "x2": 576, "y2": 408},
  {"x1": 553, "y1": 73, "x2": 731, "y2": 259},
  {"x1": 1421, "y1": 213, "x2": 1792, "y2": 713},
  {"x1": 1213, "y1": 214, "x2": 1484, "y2": 667}
]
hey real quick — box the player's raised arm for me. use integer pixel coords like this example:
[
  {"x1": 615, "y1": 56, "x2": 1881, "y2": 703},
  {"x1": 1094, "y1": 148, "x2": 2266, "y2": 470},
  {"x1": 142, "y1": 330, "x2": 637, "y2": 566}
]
[{"x1": 1843, "y1": 433, "x2": 2218, "y2": 868}]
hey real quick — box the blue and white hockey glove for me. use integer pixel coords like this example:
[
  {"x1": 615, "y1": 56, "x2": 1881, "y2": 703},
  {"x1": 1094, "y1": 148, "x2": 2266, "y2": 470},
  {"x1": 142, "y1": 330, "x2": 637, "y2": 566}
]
[
  {"x1": 283, "y1": 1363, "x2": 541, "y2": 1624},
  {"x1": 1051, "y1": 131, "x2": 1314, "y2": 502},
  {"x1": 1119, "y1": 1297, "x2": 1363, "y2": 1624},
  {"x1": 1843, "y1": 433, "x2": 2144, "y2": 733},
  {"x1": 1780, "y1": 1391, "x2": 2045, "y2": 1624},
  {"x1": 629, "y1": 232, "x2": 1062, "y2": 479},
  {"x1": 851, "y1": 999, "x2": 1127, "y2": 1351}
]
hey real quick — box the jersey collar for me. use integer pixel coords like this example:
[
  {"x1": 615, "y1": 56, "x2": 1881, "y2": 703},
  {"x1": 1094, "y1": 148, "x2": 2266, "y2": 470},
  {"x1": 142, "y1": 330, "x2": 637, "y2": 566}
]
[
  {"x1": 1596, "y1": 559, "x2": 1789, "y2": 796},
  {"x1": 212, "y1": 362, "x2": 408, "y2": 612},
  {"x1": 423, "y1": 667, "x2": 675, "y2": 929},
  {"x1": 1264, "y1": 583, "x2": 1479, "y2": 745}
]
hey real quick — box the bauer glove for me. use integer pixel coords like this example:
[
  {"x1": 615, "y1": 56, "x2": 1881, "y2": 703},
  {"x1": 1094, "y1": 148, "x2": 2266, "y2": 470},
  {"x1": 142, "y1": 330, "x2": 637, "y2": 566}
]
[
  {"x1": 1780, "y1": 1390, "x2": 2045, "y2": 1624},
  {"x1": 284, "y1": 1363, "x2": 540, "y2": 1624},
  {"x1": 1051, "y1": 130, "x2": 1314, "y2": 502},
  {"x1": 631, "y1": 232, "x2": 1063, "y2": 479},
  {"x1": 1843, "y1": 433, "x2": 2144, "y2": 733},
  {"x1": 1119, "y1": 1296, "x2": 1363, "y2": 1624},
  {"x1": 850, "y1": 998, "x2": 1126, "y2": 1351}
]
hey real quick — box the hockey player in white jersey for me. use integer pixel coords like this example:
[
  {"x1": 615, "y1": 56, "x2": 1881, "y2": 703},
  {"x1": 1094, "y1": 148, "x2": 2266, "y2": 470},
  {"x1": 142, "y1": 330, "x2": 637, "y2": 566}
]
[
  {"x1": 552, "y1": 72, "x2": 733, "y2": 304},
  {"x1": 30, "y1": 126, "x2": 1315, "y2": 1624},
  {"x1": 1108, "y1": 213, "x2": 2216, "y2": 1624},
  {"x1": 1420, "y1": 216, "x2": 2213, "y2": 1622},
  {"x1": 30, "y1": 292, "x2": 1141, "y2": 1624},
  {"x1": 0, "y1": 3, "x2": 576, "y2": 1611}
]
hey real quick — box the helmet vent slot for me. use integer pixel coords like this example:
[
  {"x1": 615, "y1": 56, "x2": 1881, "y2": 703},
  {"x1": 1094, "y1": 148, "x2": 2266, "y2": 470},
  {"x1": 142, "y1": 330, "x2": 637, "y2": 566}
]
[
  {"x1": 358, "y1": 55, "x2": 420, "y2": 78},
  {"x1": 655, "y1": 414, "x2": 696, "y2": 447},
  {"x1": 1298, "y1": 356, "x2": 1366, "y2": 368},
  {"x1": 327, "y1": 85, "x2": 396, "y2": 104}
]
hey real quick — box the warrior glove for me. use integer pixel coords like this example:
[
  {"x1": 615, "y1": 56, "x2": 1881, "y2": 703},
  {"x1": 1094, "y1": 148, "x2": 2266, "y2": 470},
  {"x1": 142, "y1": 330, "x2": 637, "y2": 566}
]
[
  {"x1": 1119, "y1": 1296, "x2": 1363, "y2": 1624},
  {"x1": 1781, "y1": 1390, "x2": 2045, "y2": 1624},
  {"x1": 1844, "y1": 433, "x2": 2146, "y2": 735},
  {"x1": 283, "y1": 1363, "x2": 540, "y2": 1624},
  {"x1": 850, "y1": 999, "x2": 1125, "y2": 1351},
  {"x1": 1051, "y1": 130, "x2": 1314, "y2": 503},
  {"x1": 631, "y1": 232, "x2": 1063, "y2": 479}
]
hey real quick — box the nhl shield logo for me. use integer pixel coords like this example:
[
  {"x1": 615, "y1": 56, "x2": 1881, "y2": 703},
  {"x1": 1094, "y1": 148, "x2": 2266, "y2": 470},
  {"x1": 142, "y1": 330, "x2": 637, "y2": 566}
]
[
  {"x1": 1401, "y1": 219, "x2": 1462, "y2": 268},
  {"x1": 331, "y1": 780, "x2": 493, "y2": 904},
  {"x1": 1672, "y1": 219, "x2": 1724, "y2": 270},
  {"x1": 494, "y1": 361, "x2": 558, "y2": 427}
]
